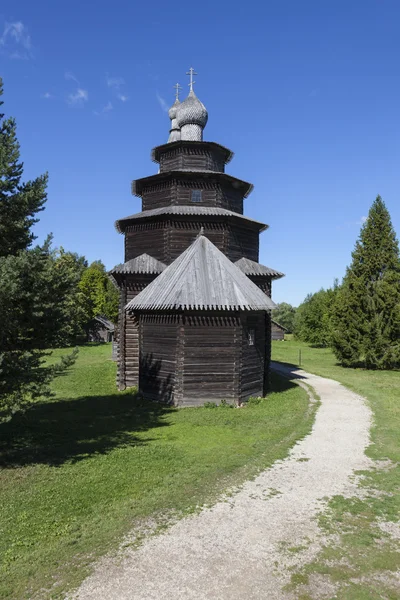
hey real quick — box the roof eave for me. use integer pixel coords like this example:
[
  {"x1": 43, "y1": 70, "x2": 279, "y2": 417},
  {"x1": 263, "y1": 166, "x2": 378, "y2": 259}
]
[
  {"x1": 131, "y1": 171, "x2": 253, "y2": 198},
  {"x1": 150, "y1": 140, "x2": 234, "y2": 165}
]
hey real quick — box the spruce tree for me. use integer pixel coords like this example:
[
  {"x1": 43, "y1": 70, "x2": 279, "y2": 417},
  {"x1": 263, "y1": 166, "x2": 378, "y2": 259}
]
[
  {"x1": 331, "y1": 196, "x2": 400, "y2": 369},
  {"x1": 0, "y1": 78, "x2": 47, "y2": 256},
  {"x1": 0, "y1": 79, "x2": 78, "y2": 421}
]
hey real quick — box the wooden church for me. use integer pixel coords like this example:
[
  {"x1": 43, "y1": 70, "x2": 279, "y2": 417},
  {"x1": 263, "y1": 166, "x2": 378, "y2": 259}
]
[{"x1": 110, "y1": 69, "x2": 284, "y2": 406}]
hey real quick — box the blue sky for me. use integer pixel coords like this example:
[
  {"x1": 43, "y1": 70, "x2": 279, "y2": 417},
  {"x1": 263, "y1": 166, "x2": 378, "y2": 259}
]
[{"x1": 1, "y1": 0, "x2": 400, "y2": 306}]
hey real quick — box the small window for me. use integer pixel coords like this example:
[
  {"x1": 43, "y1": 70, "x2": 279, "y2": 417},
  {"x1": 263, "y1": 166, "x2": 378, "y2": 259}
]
[
  {"x1": 191, "y1": 189, "x2": 202, "y2": 202},
  {"x1": 247, "y1": 329, "x2": 255, "y2": 346}
]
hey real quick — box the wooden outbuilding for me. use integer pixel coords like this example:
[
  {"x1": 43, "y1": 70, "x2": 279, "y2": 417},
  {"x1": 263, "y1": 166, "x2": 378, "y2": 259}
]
[
  {"x1": 110, "y1": 72, "x2": 284, "y2": 406},
  {"x1": 271, "y1": 320, "x2": 289, "y2": 341}
]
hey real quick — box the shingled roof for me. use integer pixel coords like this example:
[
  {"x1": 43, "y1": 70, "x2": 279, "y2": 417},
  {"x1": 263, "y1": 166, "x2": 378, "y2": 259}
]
[
  {"x1": 126, "y1": 235, "x2": 275, "y2": 312},
  {"x1": 235, "y1": 257, "x2": 285, "y2": 280},
  {"x1": 116, "y1": 205, "x2": 268, "y2": 234},
  {"x1": 110, "y1": 254, "x2": 166, "y2": 276}
]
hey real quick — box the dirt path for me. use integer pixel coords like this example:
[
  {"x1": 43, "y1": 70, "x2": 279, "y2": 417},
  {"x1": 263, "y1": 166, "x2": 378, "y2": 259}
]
[{"x1": 70, "y1": 363, "x2": 372, "y2": 600}]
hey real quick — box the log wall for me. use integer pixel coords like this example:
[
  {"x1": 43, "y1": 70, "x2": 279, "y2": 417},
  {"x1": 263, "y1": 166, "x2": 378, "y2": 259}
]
[
  {"x1": 179, "y1": 314, "x2": 240, "y2": 406},
  {"x1": 125, "y1": 221, "x2": 260, "y2": 264},
  {"x1": 159, "y1": 146, "x2": 226, "y2": 173},
  {"x1": 141, "y1": 179, "x2": 245, "y2": 213},
  {"x1": 240, "y1": 312, "x2": 267, "y2": 401},
  {"x1": 139, "y1": 314, "x2": 178, "y2": 403}
]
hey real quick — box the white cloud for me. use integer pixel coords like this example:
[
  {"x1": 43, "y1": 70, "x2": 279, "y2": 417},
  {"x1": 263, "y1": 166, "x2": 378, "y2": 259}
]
[
  {"x1": 42, "y1": 92, "x2": 53, "y2": 99},
  {"x1": 0, "y1": 21, "x2": 32, "y2": 58},
  {"x1": 156, "y1": 92, "x2": 168, "y2": 113},
  {"x1": 107, "y1": 76, "x2": 125, "y2": 89},
  {"x1": 67, "y1": 88, "x2": 88, "y2": 106},
  {"x1": 356, "y1": 216, "x2": 368, "y2": 225},
  {"x1": 106, "y1": 75, "x2": 128, "y2": 102},
  {"x1": 65, "y1": 71, "x2": 80, "y2": 85},
  {"x1": 94, "y1": 101, "x2": 113, "y2": 116}
]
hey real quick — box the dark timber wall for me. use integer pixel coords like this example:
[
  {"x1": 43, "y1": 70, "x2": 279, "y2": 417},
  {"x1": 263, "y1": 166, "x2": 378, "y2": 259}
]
[
  {"x1": 240, "y1": 312, "x2": 267, "y2": 401},
  {"x1": 139, "y1": 314, "x2": 178, "y2": 402},
  {"x1": 117, "y1": 275, "x2": 159, "y2": 390},
  {"x1": 124, "y1": 221, "x2": 259, "y2": 264},
  {"x1": 159, "y1": 146, "x2": 226, "y2": 173},
  {"x1": 178, "y1": 314, "x2": 240, "y2": 406},
  {"x1": 127, "y1": 310, "x2": 269, "y2": 407},
  {"x1": 141, "y1": 180, "x2": 244, "y2": 213}
]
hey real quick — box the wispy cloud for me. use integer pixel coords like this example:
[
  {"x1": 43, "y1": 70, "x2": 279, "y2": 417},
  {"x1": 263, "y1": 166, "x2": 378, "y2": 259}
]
[
  {"x1": 156, "y1": 92, "x2": 168, "y2": 113},
  {"x1": 65, "y1": 71, "x2": 80, "y2": 85},
  {"x1": 337, "y1": 215, "x2": 369, "y2": 230},
  {"x1": 94, "y1": 101, "x2": 113, "y2": 116},
  {"x1": 67, "y1": 88, "x2": 88, "y2": 106},
  {"x1": 107, "y1": 76, "x2": 125, "y2": 89},
  {"x1": 106, "y1": 75, "x2": 128, "y2": 102},
  {"x1": 0, "y1": 21, "x2": 33, "y2": 59},
  {"x1": 41, "y1": 92, "x2": 54, "y2": 99}
]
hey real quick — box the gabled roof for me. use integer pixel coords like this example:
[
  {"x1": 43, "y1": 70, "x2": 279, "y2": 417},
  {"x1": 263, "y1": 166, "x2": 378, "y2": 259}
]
[
  {"x1": 115, "y1": 205, "x2": 268, "y2": 234},
  {"x1": 234, "y1": 257, "x2": 285, "y2": 280},
  {"x1": 110, "y1": 254, "x2": 166, "y2": 276},
  {"x1": 126, "y1": 235, "x2": 275, "y2": 312},
  {"x1": 93, "y1": 315, "x2": 115, "y2": 331},
  {"x1": 271, "y1": 320, "x2": 289, "y2": 332}
]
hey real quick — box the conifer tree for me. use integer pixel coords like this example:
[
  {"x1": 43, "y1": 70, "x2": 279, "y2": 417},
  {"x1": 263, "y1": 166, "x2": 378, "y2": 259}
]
[
  {"x1": 0, "y1": 79, "x2": 78, "y2": 421},
  {"x1": 0, "y1": 78, "x2": 47, "y2": 256},
  {"x1": 331, "y1": 196, "x2": 400, "y2": 369}
]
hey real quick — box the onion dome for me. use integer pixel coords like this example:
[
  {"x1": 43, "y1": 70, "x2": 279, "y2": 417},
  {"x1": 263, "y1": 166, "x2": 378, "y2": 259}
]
[
  {"x1": 176, "y1": 90, "x2": 208, "y2": 141},
  {"x1": 168, "y1": 98, "x2": 181, "y2": 143}
]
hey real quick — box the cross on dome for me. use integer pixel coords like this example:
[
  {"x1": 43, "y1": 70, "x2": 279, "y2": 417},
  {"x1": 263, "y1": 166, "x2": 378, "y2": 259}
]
[
  {"x1": 186, "y1": 67, "x2": 197, "y2": 92},
  {"x1": 174, "y1": 82, "x2": 182, "y2": 101}
]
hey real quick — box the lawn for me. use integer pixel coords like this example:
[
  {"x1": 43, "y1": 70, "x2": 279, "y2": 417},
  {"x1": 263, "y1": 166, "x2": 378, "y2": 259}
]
[
  {"x1": 272, "y1": 339, "x2": 400, "y2": 599},
  {"x1": 0, "y1": 344, "x2": 313, "y2": 600}
]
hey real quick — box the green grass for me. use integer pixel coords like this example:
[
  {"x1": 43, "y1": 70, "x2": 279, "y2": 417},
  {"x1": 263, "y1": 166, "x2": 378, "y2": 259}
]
[
  {"x1": 272, "y1": 339, "x2": 400, "y2": 599},
  {"x1": 0, "y1": 344, "x2": 314, "y2": 600}
]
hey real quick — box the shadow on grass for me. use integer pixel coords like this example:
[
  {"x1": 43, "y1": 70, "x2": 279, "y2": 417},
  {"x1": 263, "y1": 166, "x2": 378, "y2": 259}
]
[
  {"x1": 269, "y1": 370, "x2": 301, "y2": 392},
  {"x1": 0, "y1": 391, "x2": 173, "y2": 468},
  {"x1": 270, "y1": 360, "x2": 307, "y2": 381}
]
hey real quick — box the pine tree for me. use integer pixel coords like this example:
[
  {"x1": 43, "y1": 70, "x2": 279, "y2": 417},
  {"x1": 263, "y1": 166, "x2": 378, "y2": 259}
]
[
  {"x1": 0, "y1": 78, "x2": 47, "y2": 256},
  {"x1": 331, "y1": 196, "x2": 400, "y2": 369}
]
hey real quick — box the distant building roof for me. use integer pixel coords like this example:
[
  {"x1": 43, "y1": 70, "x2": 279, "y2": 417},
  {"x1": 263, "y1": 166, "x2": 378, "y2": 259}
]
[
  {"x1": 271, "y1": 320, "x2": 289, "y2": 332},
  {"x1": 93, "y1": 315, "x2": 115, "y2": 331},
  {"x1": 235, "y1": 257, "x2": 285, "y2": 280},
  {"x1": 126, "y1": 235, "x2": 276, "y2": 312},
  {"x1": 110, "y1": 254, "x2": 166, "y2": 276},
  {"x1": 116, "y1": 205, "x2": 268, "y2": 234}
]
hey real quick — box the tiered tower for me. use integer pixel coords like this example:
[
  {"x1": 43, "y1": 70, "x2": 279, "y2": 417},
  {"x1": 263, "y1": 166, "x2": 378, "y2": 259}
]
[{"x1": 111, "y1": 70, "x2": 283, "y2": 405}]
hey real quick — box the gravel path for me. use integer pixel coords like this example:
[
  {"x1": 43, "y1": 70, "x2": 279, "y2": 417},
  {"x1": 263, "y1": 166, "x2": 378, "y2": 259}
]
[{"x1": 71, "y1": 363, "x2": 372, "y2": 600}]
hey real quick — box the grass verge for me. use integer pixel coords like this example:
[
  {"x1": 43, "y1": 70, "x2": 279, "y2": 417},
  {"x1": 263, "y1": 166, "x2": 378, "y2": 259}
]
[
  {"x1": 272, "y1": 339, "x2": 400, "y2": 599},
  {"x1": 0, "y1": 343, "x2": 314, "y2": 599}
]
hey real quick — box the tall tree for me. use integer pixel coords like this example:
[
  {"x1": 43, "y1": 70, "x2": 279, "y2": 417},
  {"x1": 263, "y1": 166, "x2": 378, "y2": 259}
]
[
  {"x1": 272, "y1": 302, "x2": 297, "y2": 333},
  {"x1": 79, "y1": 260, "x2": 119, "y2": 325},
  {"x1": 294, "y1": 287, "x2": 337, "y2": 347},
  {"x1": 0, "y1": 79, "x2": 47, "y2": 256},
  {"x1": 0, "y1": 79, "x2": 78, "y2": 421},
  {"x1": 331, "y1": 196, "x2": 400, "y2": 369}
]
